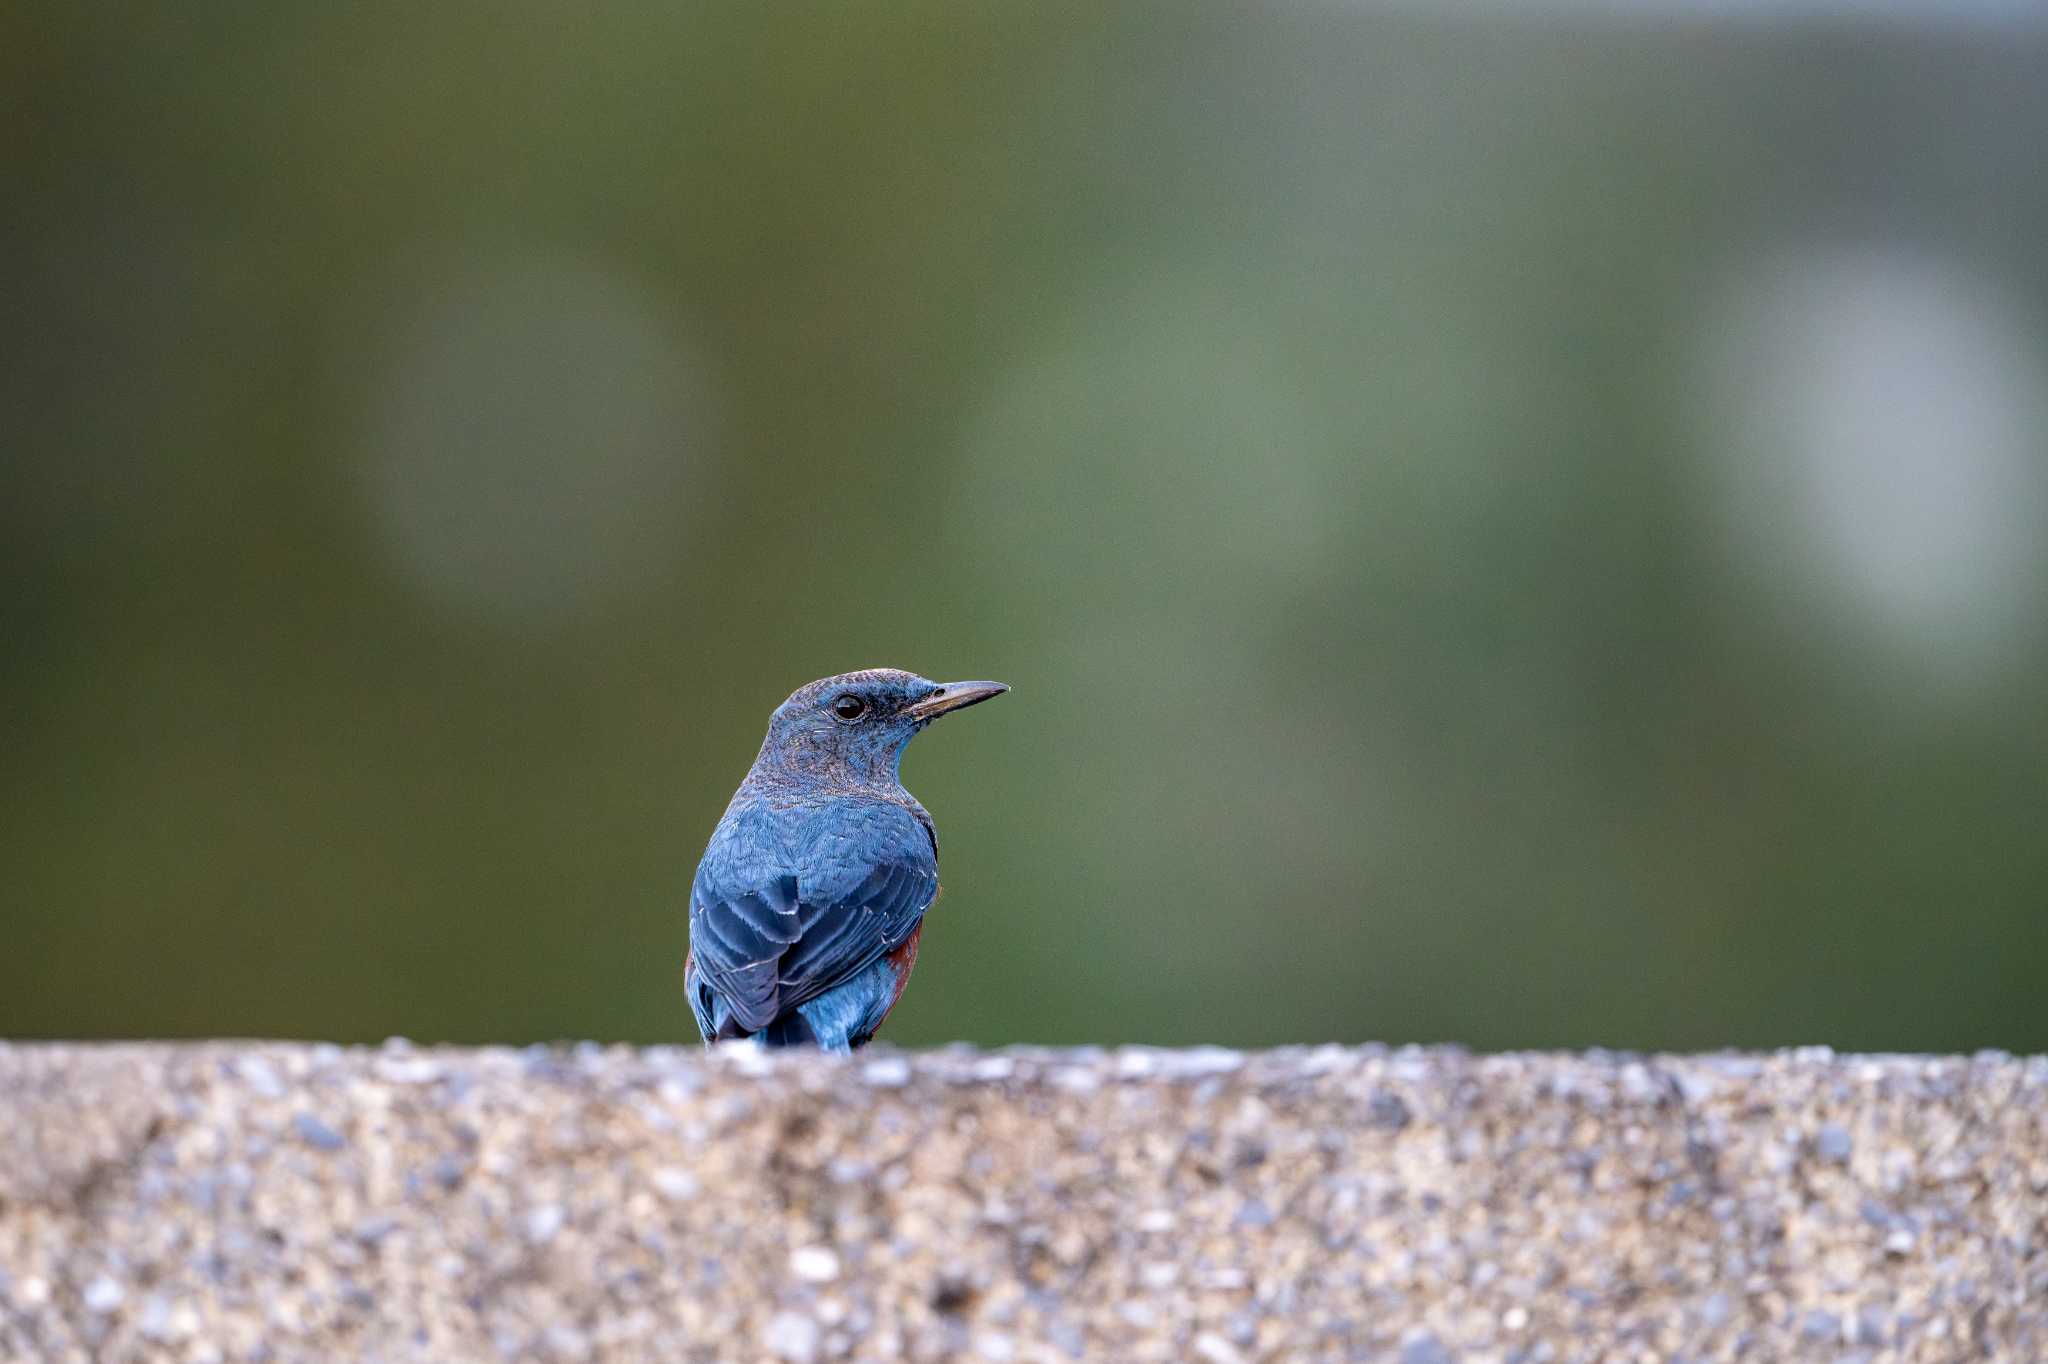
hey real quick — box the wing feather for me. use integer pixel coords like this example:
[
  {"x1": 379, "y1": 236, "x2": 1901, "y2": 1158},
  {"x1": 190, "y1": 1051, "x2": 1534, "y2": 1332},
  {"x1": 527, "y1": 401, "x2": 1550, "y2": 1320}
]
[{"x1": 688, "y1": 800, "x2": 938, "y2": 1036}]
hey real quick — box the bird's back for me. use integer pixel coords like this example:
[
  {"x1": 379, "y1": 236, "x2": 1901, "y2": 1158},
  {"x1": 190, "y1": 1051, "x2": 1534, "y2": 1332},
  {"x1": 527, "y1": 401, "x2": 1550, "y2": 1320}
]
[{"x1": 686, "y1": 791, "x2": 938, "y2": 1049}]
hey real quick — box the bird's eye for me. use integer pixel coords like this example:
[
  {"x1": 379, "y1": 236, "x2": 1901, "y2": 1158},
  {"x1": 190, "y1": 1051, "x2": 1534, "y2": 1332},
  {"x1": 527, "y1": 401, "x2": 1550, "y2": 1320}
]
[{"x1": 830, "y1": 694, "x2": 868, "y2": 721}]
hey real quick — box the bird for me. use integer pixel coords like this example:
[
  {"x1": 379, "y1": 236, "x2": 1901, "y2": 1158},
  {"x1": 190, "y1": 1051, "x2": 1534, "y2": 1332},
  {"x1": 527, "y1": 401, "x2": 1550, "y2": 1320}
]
[{"x1": 684, "y1": 669, "x2": 1009, "y2": 1051}]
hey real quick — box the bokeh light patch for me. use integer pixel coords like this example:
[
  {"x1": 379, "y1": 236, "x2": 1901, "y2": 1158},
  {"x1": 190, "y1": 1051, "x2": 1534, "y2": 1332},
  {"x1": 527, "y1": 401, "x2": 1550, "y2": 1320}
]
[
  {"x1": 352, "y1": 247, "x2": 716, "y2": 628},
  {"x1": 1690, "y1": 244, "x2": 2048, "y2": 694}
]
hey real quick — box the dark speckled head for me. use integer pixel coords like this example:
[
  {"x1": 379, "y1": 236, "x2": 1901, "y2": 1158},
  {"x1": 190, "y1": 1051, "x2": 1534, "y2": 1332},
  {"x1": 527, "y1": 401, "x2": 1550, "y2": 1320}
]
[{"x1": 747, "y1": 668, "x2": 1009, "y2": 793}]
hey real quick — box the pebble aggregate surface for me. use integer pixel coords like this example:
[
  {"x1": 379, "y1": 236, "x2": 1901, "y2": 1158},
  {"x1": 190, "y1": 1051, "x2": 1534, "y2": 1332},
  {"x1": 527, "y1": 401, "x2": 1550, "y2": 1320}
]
[{"x1": 1, "y1": 1042, "x2": 2044, "y2": 1362}]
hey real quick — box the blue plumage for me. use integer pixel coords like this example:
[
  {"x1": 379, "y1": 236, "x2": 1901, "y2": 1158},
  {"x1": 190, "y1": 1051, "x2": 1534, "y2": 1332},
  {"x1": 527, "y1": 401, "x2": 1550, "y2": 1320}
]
[{"x1": 685, "y1": 669, "x2": 1008, "y2": 1051}]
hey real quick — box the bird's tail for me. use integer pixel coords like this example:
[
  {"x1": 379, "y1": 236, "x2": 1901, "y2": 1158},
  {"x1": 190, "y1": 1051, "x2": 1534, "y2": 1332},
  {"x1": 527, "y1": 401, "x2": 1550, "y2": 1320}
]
[{"x1": 758, "y1": 1012, "x2": 820, "y2": 1048}]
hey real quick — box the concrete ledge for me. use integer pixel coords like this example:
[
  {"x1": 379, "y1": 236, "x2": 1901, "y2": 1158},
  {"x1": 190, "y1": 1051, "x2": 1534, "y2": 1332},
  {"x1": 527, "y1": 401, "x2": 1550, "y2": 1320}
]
[{"x1": 1, "y1": 1043, "x2": 2043, "y2": 1362}]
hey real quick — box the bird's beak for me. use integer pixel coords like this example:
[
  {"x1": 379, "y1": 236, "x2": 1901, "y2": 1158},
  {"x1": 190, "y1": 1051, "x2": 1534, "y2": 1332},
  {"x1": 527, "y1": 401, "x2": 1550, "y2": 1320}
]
[{"x1": 905, "y1": 680, "x2": 1010, "y2": 722}]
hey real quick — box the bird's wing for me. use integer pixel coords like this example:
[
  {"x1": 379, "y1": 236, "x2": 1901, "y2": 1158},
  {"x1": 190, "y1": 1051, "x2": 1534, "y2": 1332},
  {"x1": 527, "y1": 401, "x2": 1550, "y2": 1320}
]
[{"x1": 689, "y1": 800, "x2": 937, "y2": 1035}]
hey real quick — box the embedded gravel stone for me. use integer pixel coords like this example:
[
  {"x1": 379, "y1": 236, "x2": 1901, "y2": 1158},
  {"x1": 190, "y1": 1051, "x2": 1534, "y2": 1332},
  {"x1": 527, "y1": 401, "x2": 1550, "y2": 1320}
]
[{"x1": 1, "y1": 1041, "x2": 2044, "y2": 1362}]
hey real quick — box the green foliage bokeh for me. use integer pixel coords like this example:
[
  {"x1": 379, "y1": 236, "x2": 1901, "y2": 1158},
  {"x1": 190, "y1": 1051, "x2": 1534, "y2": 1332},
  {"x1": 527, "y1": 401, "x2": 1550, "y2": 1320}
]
[{"x1": 6, "y1": 6, "x2": 2047, "y2": 1050}]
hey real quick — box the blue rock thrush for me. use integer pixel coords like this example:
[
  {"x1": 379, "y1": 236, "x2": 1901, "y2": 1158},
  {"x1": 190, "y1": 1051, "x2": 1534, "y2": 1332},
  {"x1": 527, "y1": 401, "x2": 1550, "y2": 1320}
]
[{"x1": 684, "y1": 669, "x2": 1009, "y2": 1050}]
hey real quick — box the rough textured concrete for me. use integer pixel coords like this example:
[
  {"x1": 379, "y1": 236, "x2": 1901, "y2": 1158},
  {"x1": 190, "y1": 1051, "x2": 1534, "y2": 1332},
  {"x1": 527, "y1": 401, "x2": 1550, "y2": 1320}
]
[{"x1": 1, "y1": 1043, "x2": 2043, "y2": 1363}]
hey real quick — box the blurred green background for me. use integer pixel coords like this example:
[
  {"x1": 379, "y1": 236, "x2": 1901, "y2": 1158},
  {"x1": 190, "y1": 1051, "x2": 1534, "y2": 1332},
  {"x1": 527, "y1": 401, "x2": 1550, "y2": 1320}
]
[{"x1": 6, "y1": 5, "x2": 2047, "y2": 1052}]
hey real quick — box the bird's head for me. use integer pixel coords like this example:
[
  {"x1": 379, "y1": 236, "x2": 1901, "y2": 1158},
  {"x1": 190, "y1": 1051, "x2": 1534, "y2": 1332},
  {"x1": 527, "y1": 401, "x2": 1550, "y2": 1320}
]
[{"x1": 754, "y1": 668, "x2": 1009, "y2": 787}]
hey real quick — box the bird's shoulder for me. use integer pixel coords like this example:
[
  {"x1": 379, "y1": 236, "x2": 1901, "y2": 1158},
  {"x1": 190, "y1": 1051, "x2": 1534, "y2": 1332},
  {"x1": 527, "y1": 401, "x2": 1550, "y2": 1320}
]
[{"x1": 699, "y1": 791, "x2": 935, "y2": 895}]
